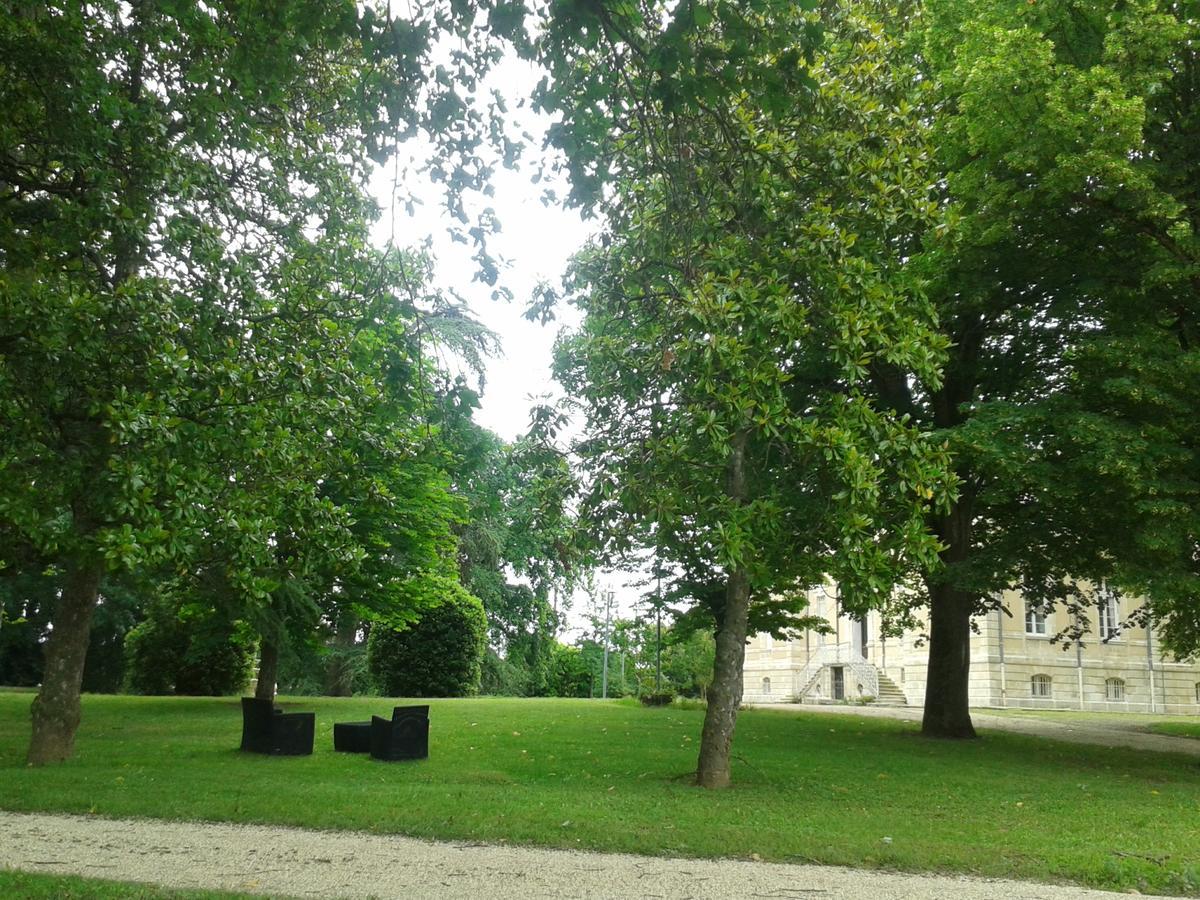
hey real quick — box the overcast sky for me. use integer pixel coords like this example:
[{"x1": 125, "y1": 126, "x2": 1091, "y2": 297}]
[{"x1": 366, "y1": 56, "x2": 650, "y2": 635}]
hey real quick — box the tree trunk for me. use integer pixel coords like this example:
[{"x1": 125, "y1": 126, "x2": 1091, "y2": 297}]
[
  {"x1": 28, "y1": 560, "x2": 103, "y2": 765},
  {"x1": 324, "y1": 613, "x2": 358, "y2": 697},
  {"x1": 255, "y1": 639, "x2": 279, "y2": 701},
  {"x1": 696, "y1": 429, "x2": 751, "y2": 789},
  {"x1": 696, "y1": 567, "x2": 751, "y2": 789},
  {"x1": 921, "y1": 495, "x2": 978, "y2": 739},
  {"x1": 921, "y1": 580, "x2": 977, "y2": 738}
]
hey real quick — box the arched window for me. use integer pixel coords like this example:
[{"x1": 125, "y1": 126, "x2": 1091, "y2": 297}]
[
  {"x1": 762, "y1": 677, "x2": 771, "y2": 695},
  {"x1": 1105, "y1": 678, "x2": 1125, "y2": 701},
  {"x1": 1031, "y1": 674, "x2": 1052, "y2": 698}
]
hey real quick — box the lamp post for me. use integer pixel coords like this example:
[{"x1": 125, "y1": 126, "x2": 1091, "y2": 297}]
[{"x1": 601, "y1": 589, "x2": 613, "y2": 699}]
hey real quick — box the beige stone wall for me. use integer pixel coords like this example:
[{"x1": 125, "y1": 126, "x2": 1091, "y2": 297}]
[{"x1": 743, "y1": 584, "x2": 1200, "y2": 714}]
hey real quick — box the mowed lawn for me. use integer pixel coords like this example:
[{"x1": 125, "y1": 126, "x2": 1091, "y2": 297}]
[{"x1": 1, "y1": 693, "x2": 1197, "y2": 896}]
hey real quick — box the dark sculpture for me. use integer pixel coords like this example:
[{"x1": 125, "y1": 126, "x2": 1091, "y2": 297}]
[
  {"x1": 369, "y1": 704, "x2": 430, "y2": 761},
  {"x1": 239, "y1": 697, "x2": 315, "y2": 756}
]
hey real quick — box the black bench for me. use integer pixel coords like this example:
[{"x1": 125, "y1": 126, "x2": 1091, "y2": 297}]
[
  {"x1": 240, "y1": 697, "x2": 315, "y2": 756},
  {"x1": 370, "y1": 705, "x2": 430, "y2": 761}
]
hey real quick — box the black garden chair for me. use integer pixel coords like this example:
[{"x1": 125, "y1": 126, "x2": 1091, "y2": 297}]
[
  {"x1": 240, "y1": 697, "x2": 315, "y2": 756},
  {"x1": 369, "y1": 704, "x2": 430, "y2": 761}
]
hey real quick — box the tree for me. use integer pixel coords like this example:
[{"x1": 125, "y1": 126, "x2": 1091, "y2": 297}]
[
  {"x1": 545, "y1": 0, "x2": 951, "y2": 786},
  {"x1": 448, "y1": 408, "x2": 583, "y2": 696},
  {"x1": 875, "y1": 0, "x2": 1200, "y2": 737},
  {"x1": 0, "y1": 0, "x2": 505, "y2": 763}
]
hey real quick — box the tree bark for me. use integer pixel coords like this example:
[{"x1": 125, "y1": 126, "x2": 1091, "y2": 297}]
[
  {"x1": 696, "y1": 429, "x2": 751, "y2": 789},
  {"x1": 921, "y1": 580, "x2": 977, "y2": 738},
  {"x1": 255, "y1": 638, "x2": 279, "y2": 701},
  {"x1": 921, "y1": 495, "x2": 978, "y2": 739},
  {"x1": 28, "y1": 560, "x2": 103, "y2": 765},
  {"x1": 696, "y1": 567, "x2": 751, "y2": 788}
]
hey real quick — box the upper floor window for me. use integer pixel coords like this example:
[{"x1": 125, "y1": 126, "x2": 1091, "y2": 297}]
[
  {"x1": 1105, "y1": 678, "x2": 1125, "y2": 701},
  {"x1": 764, "y1": 634, "x2": 774, "y2": 651},
  {"x1": 1031, "y1": 674, "x2": 1052, "y2": 698},
  {"x1": 1098, "y1": 586, "x2": 1120, "y2": 640},
  {"x1": 1025, "y1": 602, "x2": 1048, "y2": 635}
]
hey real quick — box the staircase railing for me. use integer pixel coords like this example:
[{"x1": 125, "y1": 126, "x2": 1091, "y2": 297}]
[
  {"x1": 847, "y1": 659, "x2": 880, "y2": 698},
  {"x1": 793, "y1": 660, "x2": 825, "y2": 701}
]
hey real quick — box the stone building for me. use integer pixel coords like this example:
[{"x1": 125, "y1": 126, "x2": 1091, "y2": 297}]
[{"x1": 743, "y1": 584, "x2": 1200, "y2": 713}]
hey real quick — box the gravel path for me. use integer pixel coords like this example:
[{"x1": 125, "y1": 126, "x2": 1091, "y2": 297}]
[{"x1": 0, "y1": 810, "x2": 1179, "y2": 899}]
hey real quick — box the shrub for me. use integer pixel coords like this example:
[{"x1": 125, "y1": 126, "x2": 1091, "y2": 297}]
[
  {"x1": 639, "y1": 692, "x2": 676, "y2": 707},
  {"x1": 124, "y1": 604, "x2": 255, "y2": 696},
  {"x1": 367, "y1": 582, "x2": 487, "y2": 697},
  {"x1": 547, "y1": 642, "x2": 592, "y2": 698},
  {"x1": 479, "y1": 650, "x2": 530, "y2": 696}
]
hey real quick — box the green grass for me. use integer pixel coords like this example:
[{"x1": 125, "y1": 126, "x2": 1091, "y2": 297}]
[
  {"x1": 1, "y1": 694, "x2": 1198, "y2": 896},
  {"x1": 0, "y1": 869, "x2": 260, "y2": 898},
  {"x1": 1147, "y1": 721, "x2": 1200, "y2": 740}
]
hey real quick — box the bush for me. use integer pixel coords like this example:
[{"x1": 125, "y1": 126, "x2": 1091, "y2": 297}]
[
  {"x1": 124, "y1": 604, "x2": 255, "y2": 696},
  {"x1": 639, "y1": 692, "x2": 676, "y2": 707},
  {"x1": 367, "y1": 582, "x2": 487, "y2": 697},
  {"x1": 479, "y1": 650, "x2": 530, "y2": 696},
  {"x1": 547, "y1": 643, "x2": 592, "y2": 698}
]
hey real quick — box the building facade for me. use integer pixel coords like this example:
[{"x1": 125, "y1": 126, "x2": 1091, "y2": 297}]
[{"x1": 743, "y1": 585, "x2": 1200, "y2": 713}]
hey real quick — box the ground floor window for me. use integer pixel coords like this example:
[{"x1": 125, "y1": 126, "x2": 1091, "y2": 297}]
[
  {"x1": 1031, "y1": 674, "x2": 1052, "y2": 698},
  {"x1": 762, "y1": 677, "x2": 771, "y2": 695},
  {"x1": 1105, "y1": 677, "x2": 1125, "y2": 701},
  {"x1": 1195, "y1": 682, "x2": 1200, "y2": 703}
]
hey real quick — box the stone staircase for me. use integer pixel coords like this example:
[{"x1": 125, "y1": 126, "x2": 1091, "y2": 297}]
[{"x1": 875, "y1": 671, "x2": 908, "y2": 706}]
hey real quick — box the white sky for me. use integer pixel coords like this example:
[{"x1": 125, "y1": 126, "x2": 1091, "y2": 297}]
[{"x1": 366, "y1": 55, "x2": 647, "y2": 634}]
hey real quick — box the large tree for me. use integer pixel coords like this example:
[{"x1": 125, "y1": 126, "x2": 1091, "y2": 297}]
[
  {"x1": 0, "y1": 0, "x2": 502, "y2": 763},
  {"x1": 878, "y1": 0, "x2": 1200, "y2": 737},
  {"x1": 548, "y1": 0, "x2": 951, "y2": 787}
]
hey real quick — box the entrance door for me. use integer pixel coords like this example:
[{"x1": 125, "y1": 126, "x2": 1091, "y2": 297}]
[{"x1": 831, "y1": 666, "x2": 845, "y2": 700}]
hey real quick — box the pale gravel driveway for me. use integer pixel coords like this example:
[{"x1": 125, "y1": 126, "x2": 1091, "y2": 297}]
[{"x1": 0, "y1": 811, "x2": 1180, "y2": 899}]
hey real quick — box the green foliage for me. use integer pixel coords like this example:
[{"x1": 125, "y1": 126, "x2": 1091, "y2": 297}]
[
  {"x1": 639, "y1": 692, "x2": 675, "y2": 707},
  {"x1": 0, "y1": 573, "x2": 54, "y2": 687},
  {"x1": 479, "y1": 649, "x2": 530, "y2": 696},
  {"x1": 447, "y1": 413, "x2": 584, "y2": 696},
  {"x1": 123, "y1": 603, "x2": 254, "y2": 697},
  {"x1": 864, "y1": 0, "x2": 1200, "y2": 669},
  {"x1": 551, "y1": 0, "x2": 950, "y2": 612},
  {"x1": 367, "y1": 581, "x2": 487, "y2": 697},
  {"x1": 0, "y1": 0, "x2": 514, "y2": 759},
  {"x1": 547, "y1": 642, "x2": 593, "y2": 698}
]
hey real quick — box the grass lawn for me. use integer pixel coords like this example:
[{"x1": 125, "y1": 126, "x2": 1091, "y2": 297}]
[
  {"x1": 0, "y1": 869, "x2": 258, "y2": 899},
  {"x1": 1147, "y1": 721, "x2": 1200, "y2": 740},
  {"x1": 1, "y1": 693, "x2": 1198, "y2": 896}
]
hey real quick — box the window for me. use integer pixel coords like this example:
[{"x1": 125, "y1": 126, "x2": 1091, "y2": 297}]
[
  {"x1": 1098, "y1": 587, "x2": 1120, "y2": 640},
  {"x1": 1195, "y1": 683, "x2": 1200, "y2": 704},
  {"x1": 1105, "y1": 678, "x2": 1125, "y2": 701},
  {"x1": 1031, "y1": 674, "x2": 1052, "y2": 698},
  {"x1": 762, "y1": 677, "x2": 771, "y2": 695},
  {"x1": 1025, "y1": 603, "x2": 1048, "y2": 635},
  {"x1": 764, "y1": 634, "x2": 774, "y2": 651}
]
